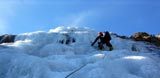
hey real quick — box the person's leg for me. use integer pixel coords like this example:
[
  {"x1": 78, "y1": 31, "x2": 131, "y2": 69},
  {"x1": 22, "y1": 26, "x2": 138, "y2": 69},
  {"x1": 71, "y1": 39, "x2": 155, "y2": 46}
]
[
  {"x1": 98, "y1": 42, "x2": 104, "y2": 50},
  {"x1": 106, "y1": 41, "x2": 113, "y2": 51}
]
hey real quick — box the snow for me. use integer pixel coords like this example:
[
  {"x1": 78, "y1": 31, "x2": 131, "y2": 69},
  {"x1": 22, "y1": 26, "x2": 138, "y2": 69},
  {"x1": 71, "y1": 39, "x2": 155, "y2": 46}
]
[{"x1": 0, "y1": 26, "x2": 160, "y2": 78}]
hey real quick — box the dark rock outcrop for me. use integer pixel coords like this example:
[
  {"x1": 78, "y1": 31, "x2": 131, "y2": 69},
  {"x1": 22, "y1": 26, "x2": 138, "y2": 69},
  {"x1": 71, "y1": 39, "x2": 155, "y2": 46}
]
[
  {"x1": 130, "y1": 32, "x2": 160, "y2": 47},
  {"x1": 0, "y1": 34, "x2": 16, "y2": 44},
  {"x1": 112, "y1": 32, "x2": 160, "y2": 47}
]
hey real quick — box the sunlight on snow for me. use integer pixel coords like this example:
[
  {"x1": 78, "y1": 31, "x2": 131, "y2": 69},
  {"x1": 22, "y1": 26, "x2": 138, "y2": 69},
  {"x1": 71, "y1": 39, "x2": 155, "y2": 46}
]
[{"x1": 123, "y1": 56, "x2": 146, "y2": 60}]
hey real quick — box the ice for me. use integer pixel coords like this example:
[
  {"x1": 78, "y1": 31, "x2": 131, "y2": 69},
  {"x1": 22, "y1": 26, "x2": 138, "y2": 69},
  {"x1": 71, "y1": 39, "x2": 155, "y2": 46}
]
[{"x1": 0, "y1": 26, "x2": 160, "y2": 78}]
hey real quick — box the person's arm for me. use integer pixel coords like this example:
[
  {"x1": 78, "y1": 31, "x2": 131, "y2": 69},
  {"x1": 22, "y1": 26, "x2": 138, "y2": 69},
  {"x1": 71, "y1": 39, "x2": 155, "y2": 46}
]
[{"x1": 91, "y1": 36, "x2": 100, "y2": 46}]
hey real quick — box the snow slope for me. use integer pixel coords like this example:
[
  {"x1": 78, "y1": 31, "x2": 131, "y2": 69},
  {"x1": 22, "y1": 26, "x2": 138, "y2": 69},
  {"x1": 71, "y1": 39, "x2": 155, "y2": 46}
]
[{"x1": 0, "y1": 26, "x2": 160, "y2": 78}]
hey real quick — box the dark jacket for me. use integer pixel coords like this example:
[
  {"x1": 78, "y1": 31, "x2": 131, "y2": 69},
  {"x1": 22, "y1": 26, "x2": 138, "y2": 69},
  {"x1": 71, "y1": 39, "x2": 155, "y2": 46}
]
[{"x1": 91, "y1": 31, "x2": 111, "y2": 46}]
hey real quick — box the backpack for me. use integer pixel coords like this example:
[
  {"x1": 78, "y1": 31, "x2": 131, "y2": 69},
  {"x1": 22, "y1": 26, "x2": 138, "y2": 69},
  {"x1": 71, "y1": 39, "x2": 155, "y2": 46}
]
[{"x1": 103, "y1": 31, "x2": 111, "y2": 41}]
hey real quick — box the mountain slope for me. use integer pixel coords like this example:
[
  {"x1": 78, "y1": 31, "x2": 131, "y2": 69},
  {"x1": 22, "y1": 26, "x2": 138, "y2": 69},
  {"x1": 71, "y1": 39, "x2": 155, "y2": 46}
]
[{"x1": 0, "y1": 26, "x2": 160, "y2": 78}]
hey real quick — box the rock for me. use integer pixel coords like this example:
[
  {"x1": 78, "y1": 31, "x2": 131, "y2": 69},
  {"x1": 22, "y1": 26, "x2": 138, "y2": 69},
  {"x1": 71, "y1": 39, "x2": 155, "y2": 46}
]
[{"x1": 130, "y1": 32, "x2": 160, "y2": 47}]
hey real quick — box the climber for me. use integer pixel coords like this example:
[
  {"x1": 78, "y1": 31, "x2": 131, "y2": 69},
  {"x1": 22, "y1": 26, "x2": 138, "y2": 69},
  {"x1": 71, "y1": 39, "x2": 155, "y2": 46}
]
[{"x1": 91, "y1": 31, "x2": 113, "y2": 51}]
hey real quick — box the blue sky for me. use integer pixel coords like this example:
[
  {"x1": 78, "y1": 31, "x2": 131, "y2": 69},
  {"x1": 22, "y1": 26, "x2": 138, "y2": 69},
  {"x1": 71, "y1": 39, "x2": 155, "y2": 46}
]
[{"x1": 0, "y1": 0, "x2": 160, "y2": 36}]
